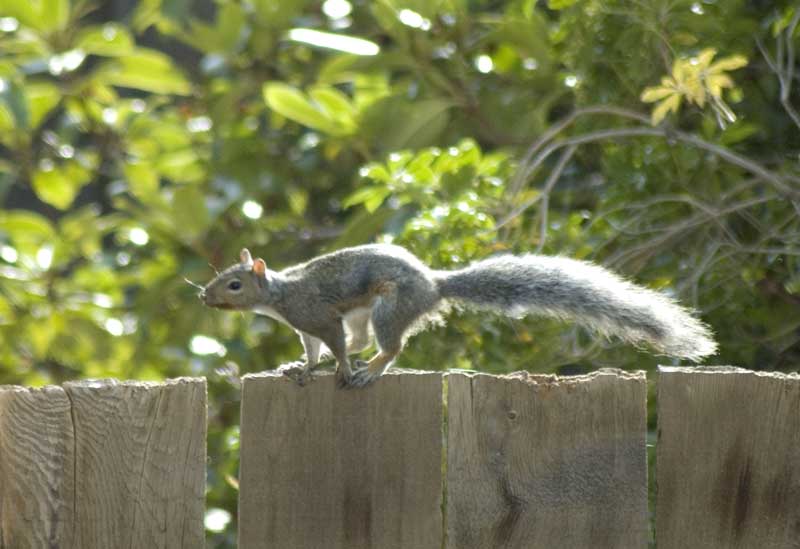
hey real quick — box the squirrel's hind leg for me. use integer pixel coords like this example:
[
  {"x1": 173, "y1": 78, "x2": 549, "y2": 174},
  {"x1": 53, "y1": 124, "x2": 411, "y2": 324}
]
[{"x1": 347, "y1": 288, "x2": 432, "y2": 387}]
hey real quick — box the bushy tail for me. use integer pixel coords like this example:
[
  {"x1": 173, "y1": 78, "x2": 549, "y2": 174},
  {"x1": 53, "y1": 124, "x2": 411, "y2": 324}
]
[{"x1": 436, "y1": 254, "x2": 717, "y2": 361}]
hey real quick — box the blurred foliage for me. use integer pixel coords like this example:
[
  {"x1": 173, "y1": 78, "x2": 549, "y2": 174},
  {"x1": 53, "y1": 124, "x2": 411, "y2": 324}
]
[{"x1": 1, "y1": 0, "x2": 799, "y2": 544}]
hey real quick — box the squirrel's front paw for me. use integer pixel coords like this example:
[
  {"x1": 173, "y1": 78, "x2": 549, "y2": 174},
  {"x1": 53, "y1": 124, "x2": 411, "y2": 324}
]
[{"x1": 278, "y1": 362, "x2": 313, "y2": 386}]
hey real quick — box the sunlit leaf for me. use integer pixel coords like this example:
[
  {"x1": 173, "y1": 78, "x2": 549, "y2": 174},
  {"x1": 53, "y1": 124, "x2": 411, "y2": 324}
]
[
  {"x1": 77, "y1": 24, "x2": 134, "y2": 57},
  {"x1": 2, "y1": 0, "x2": 40, "y2": 31},
  {"x1": 650, "y1": 94, "x2": 681, "y2": 125},
  {"x1": 0, "y1": 211, "x2": 56, "y2": 242},
  {"x1": 287, "y1": 189, "x2": 308, "y2": 215},
  {"x1": 26, "y1": 82, "x2": 60, "y2": 128},
  {"x1": 640, "y1": 86, "x2": 675, "y2": 103},
  {"x1": 308, "y1": 86, "x2": 355, "y2": 124},
  {"x1": 45, "y1": 0, "x2": 71, "y2": 30},
  {"x1": 30, "y1": 162, "x2": 91, "y2": 210},
  {"x1": 95, "y1": 49, "x2": 191, "y2": 95},
  {"x1": 707, "y1": 55, "x2": 748, "y2": 73},
  {"x1": 671, "y1": 58, "x2": 691, "y2": 84},
  {"x1": 547, "y1": 0, "x2": 579, "y2": 9},
  {"x1": 263, "y1": 82, "x2": 347, "y2": 136},
  {"x1": 694, "y1": 48, "x2": 716, "y2": 70},
  {"x1": 342, "y1": 186, "x2": 392, "y2": 212},
  {"x1": 706, "y1": 74, "x2": 733, "y2": 97},
  {"x1": 124, "y1": 161, "x2": 159, "y2": 202}
]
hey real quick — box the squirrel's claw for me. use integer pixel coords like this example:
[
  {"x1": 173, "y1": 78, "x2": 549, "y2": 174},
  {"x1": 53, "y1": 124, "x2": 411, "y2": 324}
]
[
  {"x1": 278, "y1": 361, "x2": 314, "y2": 386},
  {"x1": 339, "y1": 361, "x2": 378, "y2": 389}
]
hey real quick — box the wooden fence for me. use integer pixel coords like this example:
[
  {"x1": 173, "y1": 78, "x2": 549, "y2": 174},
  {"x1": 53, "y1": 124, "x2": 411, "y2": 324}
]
[
  {"x1": 0, "y1": 378, "x2": 206, "y2": 549},
  {"x1": 1, "y1": 367, "x2": 799, "y2": 548}
]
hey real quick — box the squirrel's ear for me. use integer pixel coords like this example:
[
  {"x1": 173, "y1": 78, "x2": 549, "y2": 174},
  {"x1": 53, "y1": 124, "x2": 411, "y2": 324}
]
[
  {"x1": 240, "y1": 248, "x2": 253, "y2": 264},
  {"x1": 252, "y1": 258, "x2": 267, "y2": 277}
]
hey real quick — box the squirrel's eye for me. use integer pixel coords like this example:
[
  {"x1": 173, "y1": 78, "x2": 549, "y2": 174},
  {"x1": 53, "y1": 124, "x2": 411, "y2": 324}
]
[{"x1": 228, "y1": 280, "x2": 242, "y2": 291}]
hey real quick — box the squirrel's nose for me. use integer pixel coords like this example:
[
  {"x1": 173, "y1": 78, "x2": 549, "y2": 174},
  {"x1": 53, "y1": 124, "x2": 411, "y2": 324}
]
[{"x1": 199, "y1": 290, "x2": 207, "y2": 302}]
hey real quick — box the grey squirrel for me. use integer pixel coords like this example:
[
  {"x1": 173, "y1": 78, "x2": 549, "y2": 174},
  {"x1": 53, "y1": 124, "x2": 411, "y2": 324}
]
[{"x1": 200, "y1": 244, "x2": 717, "y2": 387}]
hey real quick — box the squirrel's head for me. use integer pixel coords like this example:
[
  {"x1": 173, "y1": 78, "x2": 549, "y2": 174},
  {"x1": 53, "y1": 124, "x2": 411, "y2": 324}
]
[{"x1": 201, "y1": 248, "x2": 269, "y2": 310}]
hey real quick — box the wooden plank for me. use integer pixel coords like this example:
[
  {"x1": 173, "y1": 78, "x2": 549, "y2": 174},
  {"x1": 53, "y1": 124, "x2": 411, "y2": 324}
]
[
  {"x1": 0, "y1": 385, "x2": 76, "y2": 548},
  {"x1": 656, "y1": 366, "x2": 800, "y2": 549},
  {"x1": 238, "y1": 369, "x2": 443, "y2": 549},
  {"x1": 65, "y1": 378, "x2": 206, "y2": 549},
  {"x1": 446, "y1": 369, "x2": 648, "y2": 548},
  {"x1": 0, "y1": 378, "x2": 206, "y2": 549}
]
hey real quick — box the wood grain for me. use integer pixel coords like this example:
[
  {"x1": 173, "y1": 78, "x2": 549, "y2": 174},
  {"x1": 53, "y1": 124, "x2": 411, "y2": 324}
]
[
  {"x1": 656, "y1": 366, "x2": 800, "y2": 549},
  {"x1": 0, "y1": 385, "x2": 75, "y2": 548},
  {"x1": 446, "y1": 369, "x2": 648, "y2": 549},
  {"x1": 0, "y1": 378, "x2": 206, "y2": 549},
  {"x1": 238, "y1": 369, "x2": 443, "y2": 549}
]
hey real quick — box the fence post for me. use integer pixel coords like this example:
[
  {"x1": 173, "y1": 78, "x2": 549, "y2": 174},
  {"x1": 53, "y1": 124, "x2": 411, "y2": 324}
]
[
  {"x1": 446, "y1": 369, "x2": 649, "y2": 548},
  {"x1": 656, "y1": 366, "x2": 800, "y2": 548},
  {"x1": 238, "y1": 370, "x2": 443, "y2": 549},
  {"x1": 0, "y1": 378, "x2": 206, "y2": 549}
]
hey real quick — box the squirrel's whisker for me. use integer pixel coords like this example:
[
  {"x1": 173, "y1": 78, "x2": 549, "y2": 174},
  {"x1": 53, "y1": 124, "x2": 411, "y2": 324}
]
[{"x1": 183, "y1": 277, "x2": 205, "y2": 290}]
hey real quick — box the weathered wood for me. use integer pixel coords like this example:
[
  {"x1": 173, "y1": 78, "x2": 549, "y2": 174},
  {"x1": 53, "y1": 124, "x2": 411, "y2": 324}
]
[
  {"x1": 0, "y1": 385, "x2": 76, "y2": 548},
  {"x1": 656, "y1": 366, "x2": 800, "y2": 549},
  {"x1": 238, "y1": 369, "x2": 443, "y2": 549},
  {"x1": 0, "y1": 378, "x2": 206, "y2": 549},
  {"x1": 446, "y1": 369, "x2": 648, "y2": 548}
]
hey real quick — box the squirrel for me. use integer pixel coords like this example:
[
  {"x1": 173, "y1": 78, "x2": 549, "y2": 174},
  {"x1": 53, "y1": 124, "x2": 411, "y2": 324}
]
[{"x1": 200, "y1": 244, "x2": 717, "y2": 388}]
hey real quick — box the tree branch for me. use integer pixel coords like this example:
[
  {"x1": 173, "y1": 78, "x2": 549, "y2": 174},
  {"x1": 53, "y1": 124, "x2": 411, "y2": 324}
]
[{"x1": 517, "y1": 125, "x2": 800, "y2": 203}]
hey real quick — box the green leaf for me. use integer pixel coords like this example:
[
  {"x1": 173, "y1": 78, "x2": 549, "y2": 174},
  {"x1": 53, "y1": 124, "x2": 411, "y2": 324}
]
[
  {"x1": 94, "y1": 49, "x2": 191, "y2": 95},
  {"x1": 131, "y1": 0, "x2": 162, "y2": 32},
  {"x1": 217, "y1": 3, "x2": 247, "y2": 51},
  {"x1": 308, "y1": 86, "x2": 356, "y2": 124},
  {"x1": 0, "y1": 105, "x2": 14, "y2": 138},
  {"x1": 30, "y1": 162, "x2": 90, "y2": 210},
  {"x1": 251, "y1": 0, "x2": 305, "y2": 29},
  {"x1": 490, "y1": 15, "x2": 551, "y2": 63},
  {"x1": 156, "y1": 149, "x2": 204, "y2": 183},
  {"x1": 374, "y1": 98, "x2": 454, "y2": 151},
  {"x1": 42, "y1": 0, "x2": 71, "y2": 31},
  {"x1": 124, "y1": 161, "x2": 159, "y2": 202},
  {"x1": 332, "y1": 208, "x2": 395, "y2": 248},
  {"x1": 263, "y1": 82, "x2": 347, "y2": 136},
  {"x1": 342, "y1": 186, "x2": 392, "y2": 212},
  {"x1": 547, "y1": 0, "x2": 578, "y2": 9},
  {"x1": 171, "y1": 185, "x2": 210, "y2": 240},
  {"x1": 76, "y1": 24, "x2": 134, "y2": 57},
  {"x1": 2, "y1": 0, "x2": 38, "y2": 30},
  {"x1": 719, "y1": 122, "x2": 759, "y2": 146},
  {"x1": 0, "y1": 211, "x2": 56, "y2": 242},
  {"x1": 26, "y1": 82, "x2": 60, "y2": 129},
  {"x1": 2, "y1": 80, "x2": 29, "y2": 130}
]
